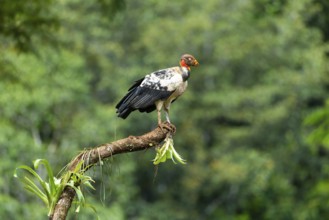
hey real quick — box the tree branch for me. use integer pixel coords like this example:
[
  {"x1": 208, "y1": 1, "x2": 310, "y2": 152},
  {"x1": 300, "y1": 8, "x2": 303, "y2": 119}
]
[{"x1": 50, "y1": 123, "x2": 175, "y2": 220}]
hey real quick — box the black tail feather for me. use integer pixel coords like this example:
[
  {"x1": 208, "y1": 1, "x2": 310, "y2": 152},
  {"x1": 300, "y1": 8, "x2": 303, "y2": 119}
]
[
  {"x1": 116, "y1": 78, "x2": 145, "y2": 119},
  {"x1": 116, "y1": 88, "x2": 138, "y2": 119},
  {"x1": 117, "y1": 107, "x2": 134, "y2": 119}
]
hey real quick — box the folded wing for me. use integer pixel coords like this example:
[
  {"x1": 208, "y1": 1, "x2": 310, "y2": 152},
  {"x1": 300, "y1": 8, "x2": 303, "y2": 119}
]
[{"x1": 116, "y1": 67, "x2": 184, "y2": 119}]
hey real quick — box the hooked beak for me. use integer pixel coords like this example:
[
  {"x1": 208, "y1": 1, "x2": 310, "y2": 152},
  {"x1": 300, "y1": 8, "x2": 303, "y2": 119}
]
[{"x1": 193, "y1": 59, "x2": 199, "y2": 66}]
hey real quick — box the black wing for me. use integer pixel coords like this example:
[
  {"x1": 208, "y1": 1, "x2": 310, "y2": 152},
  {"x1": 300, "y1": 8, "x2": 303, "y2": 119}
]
[
  {"x1": 115, "y1": 77, "x2": 144, "y2": 109},
  {"x1": 115, "y1": 77, "x2": 173, "y2": 119},
  {"x1": 116, "y1": 67, "x2": 184, "y2": 119}
]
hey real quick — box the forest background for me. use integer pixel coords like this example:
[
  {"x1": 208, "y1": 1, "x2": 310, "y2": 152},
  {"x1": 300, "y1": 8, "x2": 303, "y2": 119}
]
[{"x1": 1, "y1": 0, "x2": 329, "y2": 219}]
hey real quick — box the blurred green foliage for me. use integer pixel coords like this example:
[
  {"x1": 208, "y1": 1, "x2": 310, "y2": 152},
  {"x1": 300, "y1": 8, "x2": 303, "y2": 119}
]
[{"x1": 1, "y1": 0, "x2": 329, "y2": 219}]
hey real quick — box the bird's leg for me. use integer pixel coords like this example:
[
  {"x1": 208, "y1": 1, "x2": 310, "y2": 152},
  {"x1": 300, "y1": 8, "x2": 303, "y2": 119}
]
[
  {"x1": 163, "y1": 107, "x2": 175, "y2": 133},
  {"x1": 158, "y1": 111, "x2": 171, "y2": 132},
  {"x1": 164, "y1": 106, "x2": 176, "y2": 134},
  {"x1": 155, "y1": 101, "x2": 173, "y2": 132},
  {"x1": 155, "y1": 101, "x2": 163, "y2": 127},
  {"x1": 157, "y1": 109, "x2": 162, "y2": 126},
  {"x1": 164, "y1": 107, "x2": 171, "y2": 124},
  {"x1": 157, "y1": 103, "x2": 175, "y2": 133}
]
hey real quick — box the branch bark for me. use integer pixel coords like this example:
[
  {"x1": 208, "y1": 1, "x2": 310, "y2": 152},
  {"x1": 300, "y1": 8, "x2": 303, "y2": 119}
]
[{"x1": 50, "y1": 123, "x2": 175, "y2": 220}]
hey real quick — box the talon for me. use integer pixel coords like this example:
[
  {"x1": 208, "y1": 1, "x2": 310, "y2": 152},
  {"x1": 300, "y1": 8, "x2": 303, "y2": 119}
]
[{"x1": 158, "y1": 122, "x2": 176, "y2": 134}]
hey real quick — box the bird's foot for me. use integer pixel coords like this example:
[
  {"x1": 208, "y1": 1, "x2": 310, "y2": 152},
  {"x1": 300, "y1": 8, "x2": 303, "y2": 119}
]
[{"x1": 158, "y1": 121, "x2": 176, "y2": 134}]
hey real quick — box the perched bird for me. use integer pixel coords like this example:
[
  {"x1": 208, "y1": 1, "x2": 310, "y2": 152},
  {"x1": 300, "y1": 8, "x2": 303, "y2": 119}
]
[{"x1": 116, "y1": 54, "x2": 199, "y2": 126}]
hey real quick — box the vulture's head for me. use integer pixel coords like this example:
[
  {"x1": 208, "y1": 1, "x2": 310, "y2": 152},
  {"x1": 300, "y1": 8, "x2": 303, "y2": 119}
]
[{"x1": 180, "y1": 54, "x2": 199, "y2": 67}]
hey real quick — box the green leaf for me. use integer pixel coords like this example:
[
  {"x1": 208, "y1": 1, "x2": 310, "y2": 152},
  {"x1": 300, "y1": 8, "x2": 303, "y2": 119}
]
[
  {"x1": 22, "y1": 177, "x2": 48, "y2": 205},
  {"x1": 153, "y1": 136, "x2": 186, "y2": 165},
  {"x1": 14, "y1": 165, "x2": 52, "y2": 204},
  {"x1": 33, "y1": 159, "x2": 57, "y2": 197}
]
